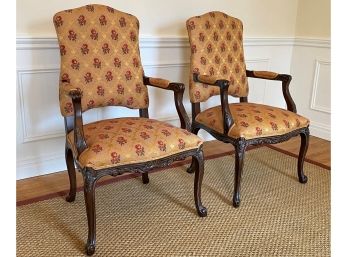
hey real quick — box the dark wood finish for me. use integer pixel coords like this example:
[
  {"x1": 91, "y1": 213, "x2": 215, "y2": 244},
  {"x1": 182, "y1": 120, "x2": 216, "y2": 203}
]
[
  {"x1": 65, "y1": 146, "x2": 76, "y2": 202},
  {"x1": 190, "y1": 71, "x2": 309, "y2": 208}
]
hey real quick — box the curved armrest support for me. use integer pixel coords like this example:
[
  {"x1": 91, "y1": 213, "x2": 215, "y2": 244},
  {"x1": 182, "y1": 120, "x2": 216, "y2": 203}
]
[
  {"x1": 246, "y1": 70, "x2": 296, "y2": 113},
  {"x1": 193, "y1": 73, "x2": 234, "y2": 134},
  {"x1": 63, "y1": 85, "x2": 87, "y2": 156},
  {"x1": 144, "y1": 76, "x2": 191, "y2": 131}
]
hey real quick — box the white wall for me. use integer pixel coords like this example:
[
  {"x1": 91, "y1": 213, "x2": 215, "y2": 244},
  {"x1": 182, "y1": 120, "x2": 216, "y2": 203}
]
[{"x1": 16, "y1": 0, "x2": 331, "y2": 179}]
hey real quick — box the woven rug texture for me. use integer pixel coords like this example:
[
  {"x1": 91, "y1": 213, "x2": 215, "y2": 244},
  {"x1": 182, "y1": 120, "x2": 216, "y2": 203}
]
[{"x1": 17, "y1": 147, "x2": 330, "y2": 257}]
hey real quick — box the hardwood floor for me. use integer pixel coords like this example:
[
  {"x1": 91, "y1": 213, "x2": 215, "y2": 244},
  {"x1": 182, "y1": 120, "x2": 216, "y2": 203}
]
[{"x1": 17, "y1": 136, "x2": 330, "y2": 203}]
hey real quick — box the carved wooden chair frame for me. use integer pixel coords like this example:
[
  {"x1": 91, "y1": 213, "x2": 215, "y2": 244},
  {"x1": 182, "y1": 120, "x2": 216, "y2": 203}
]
[
  {"x1": 64, "y1": 76, "x2": 207, "y2": 255},
  {"x1": 188, "y1": 71, "x2": 309, "y2": 208}
]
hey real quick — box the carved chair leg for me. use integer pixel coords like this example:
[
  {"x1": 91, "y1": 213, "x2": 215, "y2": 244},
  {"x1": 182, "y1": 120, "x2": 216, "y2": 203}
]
[
  {"x1": 65, "y1": 146, "x2": 76, "y2": 202},
  {"x1": 187, "y1": 126, "x2": 200, "y2": 174},
  {"x1": 83, "y1": 170, "x2": 97, "y2": 256},
  {"x1": 232, "y1": 139, "x2": 246, "y2": 208},
  {"x1": 297, "y1": 128, "x2": 309, "y2": 184},
  {"x1": 142, "y1": 172, "x2": 149, "y2": 184},
  {"x1": 192, "y1": 149, "x2": 207, "y2": 217}
]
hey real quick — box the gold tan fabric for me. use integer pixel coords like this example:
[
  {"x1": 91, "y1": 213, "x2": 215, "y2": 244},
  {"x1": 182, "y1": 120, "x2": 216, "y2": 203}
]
[
  {"x1": 195, "y1": 103, "x2": 309, "y2": 140},
  {"x1": 67, "y1": 117, "x2": 203, "y2": 170},
  {"x1": 253, "y1": 71, "x2": 278, "y2": 80},
  {"x1": 148, "y1": 77, "x2": 170, "y2": 89},
  {"x1": 186, "y1": 12, "x2": 249, "y2": 103},
  {"x1": 197, "y1": 74, "x2": 218, "y2": 85},
  {"x1": 54, "y1": 4, "x2": 149, "y2": 116}
]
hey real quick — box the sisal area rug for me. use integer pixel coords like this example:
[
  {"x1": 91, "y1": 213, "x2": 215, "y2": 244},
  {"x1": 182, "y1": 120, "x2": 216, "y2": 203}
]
[{"x1": 17, "y1": 147, "x2": 330, "y2": 257}]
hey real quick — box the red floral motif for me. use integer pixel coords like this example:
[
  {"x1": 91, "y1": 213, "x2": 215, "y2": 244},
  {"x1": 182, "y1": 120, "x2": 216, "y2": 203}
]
[
  {"x1": 71, "y1": 59, "x2": 80, "y2": 70},
  {"x1": 90, "y1": 29, "x2": 98, "y2": 40},
  {"x1": 252, "y1": 110, "x2": 261, "y2": 113},
  {"x1": 130, "y1": 31, "x2": 136, "y2": 41},
  {"x1": 68, "y1": 30, "x2": 77, "y2": 41},
  {"x1": 126, "y1": 121, "x2": 135, "y2": 125},
  {"x1": 98, "y1": 134, "x2": 109, "y2": 139},
  {"x1": 117, "y1": 84, "x2": 124, "y2": 94},
  {"x1": 144, "y1": 124, "x2": 154, "y2": 129},
  {"x1": 114, "y1": 58, "x2": 121, "y2": 68},
  {"x1": 254, "y1": 116, "x2": 263, "y2": 122},
  {"x1": 135, "y1": 84, "x2": 142, "y2": 93},
  {"x1": 226, "y1": 31, "x2": 232, "y2": 41},
  {"x1": 199, "y1": 32, "x2": 205, "y2": 42},
  {"x1": 183, "y1": 130, "x2": 191, "y2": 136},
  {"x1": 268, "y1": 113, "x2": 276, "y2": 119},
  {"x1": 209, "y1": 67, "x2": 215, "y2": 76},
  {"x1": 235, "y1": 65, "x2": 240, "y2": 74},
  {"x1": 191, "y1": 45, "x2": 197, "y2": 54},
  {"x1": 237, "y1": 114, "x2": 247, "y2": 118},
  {"x1": 213, "y1": 31, "x2": 219, "y2": 41},
  {"x1": 283, "y1": 119, "x2": 290, "y2": 129},
  {"x1": 218, "y1": 20, "x2": 225, "y2": 29},
  {"x1": 231, "y1": 21, "x2": 237, "y2": 30},
  {"x1": 205, "y1": 20, "x2": 211, "y2": 29},
  {"x1": 105, "y1": 71, "x2": 113, "y2": 81},
  {"x1": 161, "y1": 129, "x2": 171, "y2": 137},
  {"x1": 86, "y1": 5, "x2": 94, "y2": 12},
  {"x1": 222, "y1": 65, "x2": 228, "y2": 74},
  {"x1": 121, "y1": 128, "x2": 132, "y2": 133},
  {"x1": 215, "y1": 55, "x2": 220, "y2": 64},
  {"x1": 110, "y1": 152, "x2": 120, "y2": 164},
  {"x1": 200, "y1": 57, "x2": 207, "y2": 65},
  {"x1": 296, "y1": 118, "x2": 301, "y2": 127},
  {"x1": 119, "y1": 17, "x2": 126, "y2": 27},
  {"x1": 240, "y1": 121, "x2": 249, "y2": 127},
  {"x1": 84, "y1": 72, "x2": 93, "y2": 83},
  {"x1": 207, "y1": 44, "x2": 213, "y2": 53},
  {"x1": 270, "y1": 122, "x2": 278, "y2": 131},
  {"x1": 209, "y1": 12, "x2": 215, "y2": 18},
  {"x1": 107, "y1": 7, "x2": 114, "y2": 13},
  {"x1": 104, "y1": 125, "x2": 113, "y2": 130},
  {"x1": 193, "y1": 68, "x2": 200, "y2": 74},
  {"x1": 157, "y1": 140, "x2": 167, "y2": 152},
  {"x1": 228, "y1": 54, "x2": 233, "y2": 63},
  {"x1": 238, "y1": 31, "x2": 242, "y2": 41},
  {"x1": 102, "y1": 43, "x2": 110, "y2": 54},
  {"x1": 241, "y1": 74, "x2": 246, "y2": 84},
  {"x1": 187, "y1": 21, "x2": 195, "y2": 30},
  {"x1": 126, "y1": 97, "x2": 134, "y2": 106},
  {"x1": 87, "y1": 100, "x2": 95, "y2": 109},
  {"x1": 59, "y1": 45, "x2": 66, "y2": 56},
  {"x1": 77, "y1": 15, "x2": 86, "y2": 26},
  {"x1": 107, "y1": 98, "x2": 115, "y2": 105},
  {"x1": 117, "y1": 136, "x2": 127, "y2": 145},
  {"x1": 220, "y1": 42, "x2": 226, "y2": 52},
  {"x1": 54, "y1": 16, "x2": 63, "y2": 27},
  {"x1": 178, "y1": 139, "x2": 186, "y2": 150},
  {"x1": 135, "y1": 144, "x2": 145, "y2": 156},
  {"x1": 61, "y1": 73, "x2": 70, "y2": 83},
  {"x1": 255, "y1": 127, "x2": 262, "y2": 136},
  {"x1": 92, "y1": 144, "x2": 102, "y2": 153},
  {"x1": 233, "y1": 42, "x2": 238, "y2": 52},
  {"x1": 99, "y1": 15, "x2": 107, "y2": 25},
  {"x1": 93, "y1": 58, "x2": 101, "y2": 68},
  {"x1": 140, "y1": 131, "x2": 150, "y2": 140},
  {"x1": 125, "y1": 71, "x2": 132, "y2": 80},
  {"x1": 239, "y1": 53, "x2": 244, "y2": 63},
  {"x1": 122, "y1": 44, "x2": 129, "y2": 54},
  {"x1": 64, "y1": 103, "x2": 73, "y2": 113},
  {"x1": 80, "y1": 44, "x2": 89, "y2": 55},
  {"x1": 97, "y1": 86, "x2": 104, "y2": 96},
  {"x1": 236, "y1": 108, "x2": 244, "y2": 111},
  {"x1": 133, "y1": 58, "x2": 139, "y2": 68},
  {"x1": 111, "y1": 30, "x2": 118, "y2": 40},
  {"x1": 194, "y1": 91, "x2": 201, "y2": 100}
]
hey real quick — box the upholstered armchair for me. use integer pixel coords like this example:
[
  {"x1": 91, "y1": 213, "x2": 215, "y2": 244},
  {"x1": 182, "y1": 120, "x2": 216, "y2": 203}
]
[
  {"x1": 186, "y1": 12, "x2": 310, "y2": 208},
  {"x1": 53, "y1": 4, "x2": 206, "y2": 255}
]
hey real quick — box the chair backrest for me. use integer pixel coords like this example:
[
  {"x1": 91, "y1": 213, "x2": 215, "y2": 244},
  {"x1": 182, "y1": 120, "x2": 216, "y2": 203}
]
[
  {"x1": 186, "y1": 11, "x2": 249, "y2": 103},
  {"x1": 53, "y1": 4, "x2": 148, "y2": 117}
]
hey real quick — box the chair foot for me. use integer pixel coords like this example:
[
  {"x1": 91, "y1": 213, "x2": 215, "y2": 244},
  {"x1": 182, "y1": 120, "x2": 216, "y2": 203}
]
[
  {"x1": 299, "y1": 175, "x2": 308, "y2": 184},
  {"x1": 65, "y1": 194, "x2": 76, "y2": 202},
  {"x1": 197, "y1": 206, "x2": 208, "y2": 217},
  {"x1": 65, "y1": 147, "x2": 77, "y2": 203},
  {"x1": 298, "y1": 128, "x2": 309, "y2": 184},
  {"x1": 142, "y1": 173, "x2": 149, "y2": 184},
  {"x1": 85, "y1": 243, "x2": 96, "y2": 256},
  {"x1": 232, "y1": 192, "x2": 240, "y2": 208}
]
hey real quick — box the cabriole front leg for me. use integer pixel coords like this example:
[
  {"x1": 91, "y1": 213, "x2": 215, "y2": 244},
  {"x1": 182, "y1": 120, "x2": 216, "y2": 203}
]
[
  {"x1": 297, "y1": 127, "x2": 309, "y2": 184},
  {"x1": 83, "y1": 169, "x2": 97, "y2": 256},
  {"x1": 187, "y1": 125, "x2": 200, "y2": 174},
  {"x1": 232, "y1": 139, "x2": 246, "y2": 208},
  {"x1": 192, "y1": 148, "x2": 207, "y2": 217},
  {"x1": 65, "y1": 145, "x2": 76, "y2": 202}
]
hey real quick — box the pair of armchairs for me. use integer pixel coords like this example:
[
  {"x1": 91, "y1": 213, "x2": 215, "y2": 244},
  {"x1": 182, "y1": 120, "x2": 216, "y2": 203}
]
[{"x1": 53, "y1": 4, "x2": 309, "y2": 255}]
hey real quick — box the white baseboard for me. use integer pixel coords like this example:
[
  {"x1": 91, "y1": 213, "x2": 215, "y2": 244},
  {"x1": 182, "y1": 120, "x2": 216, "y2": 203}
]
[{"x1": 309, "y1": 121, "x2": 331, "y2": 141}]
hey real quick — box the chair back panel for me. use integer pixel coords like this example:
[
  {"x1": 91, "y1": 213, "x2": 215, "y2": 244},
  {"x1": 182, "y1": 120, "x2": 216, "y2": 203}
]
[
  {"x1": 186, "y1": 11, "x2": 249, "y2": 103},
  {"x1": 54, "y1": 4, "x2": 148, "y2": 117}
]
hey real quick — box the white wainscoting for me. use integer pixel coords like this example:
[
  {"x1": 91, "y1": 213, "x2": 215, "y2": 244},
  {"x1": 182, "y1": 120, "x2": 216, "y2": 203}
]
[{"x1": 16, "y1": 36, "x2": 330, "y2": 179}]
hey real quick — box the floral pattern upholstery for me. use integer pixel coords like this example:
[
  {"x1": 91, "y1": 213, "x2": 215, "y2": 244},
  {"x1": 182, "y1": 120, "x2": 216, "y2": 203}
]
[
  {"x1": 186, "y1": 11, "x2": 249, "y2": 103},
  {"x1": 67, "y1": 118, "x2": 203, "y2": 170},
  {"x1": 54, "y1": 4, "x2": 148, "y2": 116},
  {"x1": 195, "y1": 103, "x2": 310, "y2": 140}
]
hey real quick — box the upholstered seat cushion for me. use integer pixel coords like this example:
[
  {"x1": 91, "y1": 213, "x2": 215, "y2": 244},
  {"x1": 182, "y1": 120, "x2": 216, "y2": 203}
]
[
  {"x1": 67, "y1": 118, "x2": 203, "y2": 170},
  {"x1": 195, "y1": 103, "x2": 309, "y2": 140}
]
